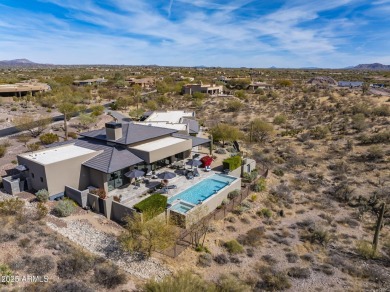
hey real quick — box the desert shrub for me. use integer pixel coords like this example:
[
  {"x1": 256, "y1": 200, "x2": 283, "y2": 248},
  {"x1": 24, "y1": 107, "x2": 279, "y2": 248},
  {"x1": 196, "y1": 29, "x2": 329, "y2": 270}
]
[
  {"x1": 36, "y1": 202, "x2": 49, "y2": 219},
  {"x1": 285, "y1": 252, "x2": 299, "y2": 263},
  {"x1": 314, "y1": 264, "x2": 334, "y2": 275},
  {"x1": 53, "y1": 199, "x2": 75, "y2": 217},
  {"x1": 35, "y1": 189, "x2": 49, "y2": 202},
  {"x1": 356, "y1": 240, "x2": 378, "y2": 259},
  {"x1": 0, "y1": 230, "x2": 19, "y2": 242},
  {"x1": 143, "y1": 271, "x2": 215, "y2": 291},
  {"x1": 67, "y1": 132, "x2": 78, "y2": 139},
  {"x1": 227, "y1": 189, "x2": 240, "y2": 200},
  {"x1": 262, "y1": 255, "x2": 278, "y2": 265},
  {"x1": 224, "y1": 240, "x2": 244, "y2": 254},
  {"x1": 246, "y1": 248, "x2": 255, "y2": 257},
  {"x1": 270, "y1": 183, "x2": 293, "y2": 204},
  {"x1": 0, "y1": 198, "x2": 25, "y2": 215},
  {"x1": 301, "y1": 227, "x2": 331, "y2": 247},
  {"x1": 198, "y1": 253, "x2": 213, "y2": 267},
  {"x1": 0, "y1": 145, "x2": 6, "y2": 158},
  {"x1": 39, "y1": 133, "x2": 59, "y2": 145},
  {"x1": 28, "y1": 256, "x2": 55, "y2": 274},
  {"x1": 300, "y1": 253, "x2": 315, "y2": 262},
  {"x1": 214, "y1": 254, "x2": 229, "y2": 265},
  {"x1": 364, "y1": 145, "x2": 384, "y2": 161},
  {"x1": 18, "y1": 238, "x2": 31, "y2": 248},
  {"x1": 226, "y1": 100, "x2": 243, "y2": 112},
  {"x1": 273, "y1": 114, "x2": 287, "y2": 125},
  {"x1": 57, "y1": 249, "x2": 95, "y2": 279},
  {"x1": 93, "y1": 263, "x2": 127, "y2": 288},
  {"x1": 358, "y1": 131, "x2": 390, "y2": 144},
  {"x1": 327, "y1": 181, "x2": 354, "y2": 203},
  {"x1": 287, "y1": 267, "x2": 311, "y2": 279},
  {"x1": 257, "y1": 208, "x2": 272, "y2": 218},
  {"x1": 217, "y1": 274, "x2": 251, "y2": 292},
  {"x1": 238, "y1": 227, "x2": 265, "y2": 247},
  {"x1": 351, "y1": 113, "x2": 367, "y2": 131},
  {"x1": 372, "y1": 105, "x2": 390, "y2": 116},
  {"x1": 252, "y1": 177, "x2": 266, "y2": 192},
  {"x1": 90, "y1": 104, "x2": 105, "y2": 116},
  {"x1": 310, "y1": 126, "x2": 329, "y2": 139},
  {"x1": 0, "y1": 264, "x2": 12, "y2": 285},
  {"x1": 272, "y1": 168, "x2": 284, "y2": 177},
  {"x1": 27, "y1": 142, "x2": 41, "y2": 152},
  {"x1": 50, "y1": 280, "x2": 94, "y2": 292},
  {"x1": 256, "y1": 266, "x2": 291, "y2": 291},
  {"x1": 133, "y1": 194, "x2": 167, "y2": 220}
]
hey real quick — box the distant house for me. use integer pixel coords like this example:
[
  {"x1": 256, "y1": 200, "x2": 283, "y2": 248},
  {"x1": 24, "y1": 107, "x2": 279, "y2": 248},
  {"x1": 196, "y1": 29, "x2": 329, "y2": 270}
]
[
  {"x1": 136, "y1": 110, "x2": 199, "y2": 136},
  {"x1": 338, "y1": 81, "x2": 363, "y2": 88},
  {"x1": 73, "y1": 78, "x2": 107, "y2": 86},
  {"x1": 248, "y1": 82, "x2": 272, "y2": 91},
  {"x1": 182, "y1": 83, "x2": 223, "y2": 96},
  {"x1": 0, "y1": 80, "x2": 51, "y2": 97},
  {"x1": 125, "y1": 77, "x2": 155, "y2": 89}
]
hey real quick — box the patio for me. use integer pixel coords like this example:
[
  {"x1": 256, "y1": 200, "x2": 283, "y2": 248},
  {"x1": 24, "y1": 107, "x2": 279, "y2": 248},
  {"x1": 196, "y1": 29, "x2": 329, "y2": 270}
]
[{"x1": 109, "y1": 165, "x2": 217, "y2": 208}]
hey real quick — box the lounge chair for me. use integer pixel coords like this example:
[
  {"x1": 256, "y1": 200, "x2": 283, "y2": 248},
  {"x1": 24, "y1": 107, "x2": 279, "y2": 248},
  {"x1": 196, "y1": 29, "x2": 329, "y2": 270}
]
[
  {"x1": 193, "y1": 168, "x2": 200, "y2": 177},
  {"x1": 166, "y1": 185, "x2": 177, "y2": 189},
  {"x1": 205, "y1": 166, "x2": 211, "y2": 172}
]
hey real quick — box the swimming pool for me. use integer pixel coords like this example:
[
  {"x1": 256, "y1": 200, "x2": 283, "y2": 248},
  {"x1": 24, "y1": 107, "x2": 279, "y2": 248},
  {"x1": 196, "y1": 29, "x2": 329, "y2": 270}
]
[{"x1": 168, "y1": 174, "x2": 237, "y2": 213}]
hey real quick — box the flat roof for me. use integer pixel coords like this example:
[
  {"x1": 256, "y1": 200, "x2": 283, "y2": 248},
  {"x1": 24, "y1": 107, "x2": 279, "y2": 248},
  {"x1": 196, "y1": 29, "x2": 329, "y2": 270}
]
[
  {"x1": 19, "y1": 144, "x2": 97, "y2": 165},
  {"x1": 134, "y1": 121, "x2": 187, "y2": 131},
  {"x1": 145, "y1": 111, "x2": 194, "y2": 124},
  {"x1": 130, "y1": 136, "x2": 186, "y2": 152}
]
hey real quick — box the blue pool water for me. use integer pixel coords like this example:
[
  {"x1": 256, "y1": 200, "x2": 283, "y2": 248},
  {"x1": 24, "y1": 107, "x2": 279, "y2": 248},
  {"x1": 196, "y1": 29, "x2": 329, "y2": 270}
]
[
  {"x1": 170, "y1": 202, "x2": 194, "y2": 213},
  {"x1": 168, "y1": 174, "x2": 236, "y2": 208}
]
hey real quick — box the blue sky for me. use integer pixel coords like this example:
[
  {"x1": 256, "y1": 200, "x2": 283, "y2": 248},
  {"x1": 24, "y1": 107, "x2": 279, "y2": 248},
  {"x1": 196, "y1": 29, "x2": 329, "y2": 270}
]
[{"x1": 0, "y1": 0, "x2": 389, "y2": 67}]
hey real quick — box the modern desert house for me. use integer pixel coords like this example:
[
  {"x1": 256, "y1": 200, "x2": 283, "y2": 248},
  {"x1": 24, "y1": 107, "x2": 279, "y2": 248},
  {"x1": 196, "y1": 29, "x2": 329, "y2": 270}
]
[{"x1": 11, "y1": 122, "x2": 210, "y2": 197}]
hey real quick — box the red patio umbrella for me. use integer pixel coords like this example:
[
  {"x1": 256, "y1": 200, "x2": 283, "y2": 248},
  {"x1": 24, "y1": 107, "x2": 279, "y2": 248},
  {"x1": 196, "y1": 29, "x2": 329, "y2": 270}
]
[{"x1": 200, "y1": 156, "x2": 213, "y2": 167}]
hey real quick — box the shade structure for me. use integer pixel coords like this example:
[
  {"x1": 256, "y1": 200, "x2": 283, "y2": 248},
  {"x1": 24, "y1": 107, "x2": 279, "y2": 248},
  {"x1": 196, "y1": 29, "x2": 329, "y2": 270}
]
[
  {"x1": 186, "y1": 159, "x2": 203, "y2": 167},
  {"x1": 157, "y1": 171, "x2": 176, "y2": 180},
  {"x1": 124, "y1": 169, "x2": 145, "y2": 178},
  {"x1": 200, "y1": 156, "x2": 213, "y2": 167},
  {"x1": 15, "y1": 165, "x2": 28, "y2": 172}
]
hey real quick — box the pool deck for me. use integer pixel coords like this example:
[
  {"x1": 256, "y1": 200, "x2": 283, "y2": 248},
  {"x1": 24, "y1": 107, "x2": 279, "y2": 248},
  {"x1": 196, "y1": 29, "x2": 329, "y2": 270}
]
[{"x1": 109, "y1": 166, "x2": 218, "y2": 208}]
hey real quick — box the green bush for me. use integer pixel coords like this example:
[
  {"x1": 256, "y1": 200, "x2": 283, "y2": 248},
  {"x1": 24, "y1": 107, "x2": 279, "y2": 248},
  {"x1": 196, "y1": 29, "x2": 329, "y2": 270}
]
[
  {"x1": 93, "y1": 263, "x2": 127, "y2": 288},
  {"x1": 273, "y1": 114, "x2": 287, "y2": 125},
  {"x1": 0, "y1": 198, "x2": 25, "y2": 215},
  {"x1": 143, "y1": 271, "x2": 214, "y2": 291},
  {"x1": 223, "y1": 155, "x2": 242, "y2": 171},
  {"x1": 356, "y1": 240, "x2": 378, "y2": 259},
  {"x1": 310, "y1": 126, "x2": 329, "y2": 140},
  {"x1": 133, "y1": 194, "x2": 167, "y2": 221},
  {"x1": 54, "y1": 199, "x2": 75, "y2": 217},
  {"x1": 36, "y1": 202, "x2": 49, "y2": 219},
  {"x1": 257, "y1": 208, "x2": 272, "y2": 218},
  {"x1": 272, "y1": 168, "x2": 284, "y2": 177},
  {"x1": 36, "y1": 189, "x2": 49, "y2": 202},
  {"x1": 358, "y1": 131, "x2": 390, "y2": 144},
  {"x1": 90, "y1": 105, "x2": 105, "y2": 116},
  {"x1": 224, "y1": 240, "x2": 244, "y2": 254},
  {"x1": 0, "y1": 145, "x2": 6, "y2": 158},
  {"x1": 39, "y1": 133, "x2": 59, "y2": 145},
  {"x1": 227, "y1": 190, "x2": 240, "y2": 200},
  {"x1": 226, "y1": 100, "x2": 243, "y2": 112},
  {"x1": 0, "y1": 264, "x2": 12, "y2": 285},
  {"x1": 67, "y1": 132, "x2": 78, "y2": 139},
  {"x1": 252, "y1": 178, "x2": 266, "y2": 192}
]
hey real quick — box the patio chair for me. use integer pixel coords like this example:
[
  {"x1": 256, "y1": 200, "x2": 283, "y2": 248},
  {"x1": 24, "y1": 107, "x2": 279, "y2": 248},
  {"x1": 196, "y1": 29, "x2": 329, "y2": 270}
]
[
  {"x1": 134, "y1": 182, "x2": 141, "y2": 189},
  {"x1": 205, "y1": 165, "x2": 211, "y2": 172},
  {"x1": 160, "y1": 187, "x2": 168, "y2": 194},
  {"x1": 186, "y1": 172, "x2": 194, "y2": 180},
  {"x1": 193, "y1": 168, "x2": 200, "y2": 177},
  {"x1": 166, "y1": 185, "x2": 177, "y2": 189}
]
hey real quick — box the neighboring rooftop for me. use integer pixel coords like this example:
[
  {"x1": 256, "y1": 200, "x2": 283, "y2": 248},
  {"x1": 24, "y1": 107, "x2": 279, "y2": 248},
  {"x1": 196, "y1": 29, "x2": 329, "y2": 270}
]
[
  {"x1": 19, "y1": 144, "x2": 97, "y2": 165},
  {"x1": 79, "y1": 123, "x2": 177, "y2": 145},
  {"x1": 144, "y1": 110, "x2": 195, "y2": 124},
  {"x1": 0, "y1": 81, "x2": 51, "y2": 93},
  {"x1": 130, "y1": 136, "x2": 187, "y2": 152},
  {"x1": 134, "y1": 121, "x2": 188, "y2": 132}
]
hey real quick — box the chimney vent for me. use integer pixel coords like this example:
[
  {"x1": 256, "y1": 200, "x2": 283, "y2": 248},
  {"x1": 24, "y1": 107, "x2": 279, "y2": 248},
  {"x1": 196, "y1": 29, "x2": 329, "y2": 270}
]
[{"x1": 105, "y1": 122, "x2": 122, "y2": 140}]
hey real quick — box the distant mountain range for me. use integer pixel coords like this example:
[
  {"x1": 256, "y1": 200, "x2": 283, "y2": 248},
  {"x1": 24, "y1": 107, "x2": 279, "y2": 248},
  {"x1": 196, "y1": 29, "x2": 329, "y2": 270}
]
[
  {"x1": 0, "y1": 58, "x2": 53, "y2": 67},
  {"x1": 352, "y1": 63, "x2": 390, "y2": 70}
]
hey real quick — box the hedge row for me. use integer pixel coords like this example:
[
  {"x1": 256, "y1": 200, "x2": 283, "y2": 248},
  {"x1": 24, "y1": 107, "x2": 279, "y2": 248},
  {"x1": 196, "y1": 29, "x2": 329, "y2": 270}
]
[{"x1": 223, "y1": 155, "x2": 242, "y2": 171}]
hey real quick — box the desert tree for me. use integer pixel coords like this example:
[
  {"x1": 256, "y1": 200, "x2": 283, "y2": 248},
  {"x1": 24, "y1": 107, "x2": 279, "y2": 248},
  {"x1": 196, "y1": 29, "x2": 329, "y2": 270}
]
[
  {"x1": 58, "y1": 102, "x2": 77, "y2": 140},
  {"x1": 210, "y1": 123, "x2": 241, "y2": 146},
  {"x1": 13, "y1": 114, "x2": 50, "y2": 138},
  {"x1": 249, "y1": 119, "x2": 274, "y2": 143},
  {"x1": 119, "y1": 215, "x2": 178, "y2": 257}
]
